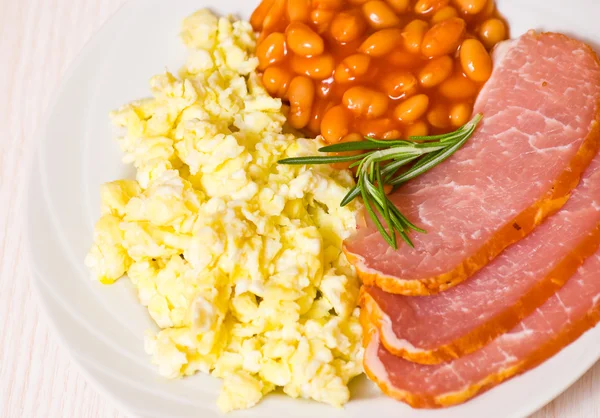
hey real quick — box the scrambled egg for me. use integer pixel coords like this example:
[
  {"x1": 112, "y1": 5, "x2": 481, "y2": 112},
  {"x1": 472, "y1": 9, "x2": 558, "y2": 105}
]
[{"x1": 85, "y1": 9, "x2": 363, "y2": 412}]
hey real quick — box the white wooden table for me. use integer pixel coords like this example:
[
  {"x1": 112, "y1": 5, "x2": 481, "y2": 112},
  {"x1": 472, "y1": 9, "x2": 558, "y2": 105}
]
[{"x1": 1, "y1": 0, "x2": 599, "y2": 417}]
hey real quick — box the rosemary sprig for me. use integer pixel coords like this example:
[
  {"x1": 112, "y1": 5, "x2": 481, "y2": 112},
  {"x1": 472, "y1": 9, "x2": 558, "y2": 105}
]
[{"x1": 278, "y1": 114, "x2": 483, "y2": 249}]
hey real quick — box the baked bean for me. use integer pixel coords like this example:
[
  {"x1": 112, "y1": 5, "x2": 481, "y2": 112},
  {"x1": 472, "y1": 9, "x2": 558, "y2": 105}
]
[
  {"x1": 385, "y1": 0, "x2": 410, "y2": 13},
  {"x1": 291, "y1": 54, "x2": 335, "y2": 79},
  {"x1": 252, "y1": 0, "x2": 506, "y2": 164},
  {"x1": 362, "y1": 1, "x2": 402, "y2": 29},
  {"x1": 405, "y1": 120, "x2": 429, "y2": 137},
  {"x1": 450, "y1": 102, "x2": 472, "y2": 127},
  {"x1": 360, "y1": 28, "x2": 403, "y2": 57},
  {"x1": 431, "y1": 6, "x2": 458, "y2": 23},
  {"x1": 343, "y1": 132, "x2": 365, "y2": 143},
  {"x1": 426, "y1": 102, "x2": 450, "y2": 128},
  {"x1": 342, "y1": 86, "x2": 390, "y2": 118},
  {"x1": 418, "y1": 55, "x2": 453, "y2": 87},
  {"x1": 251, "y1": 0, "x2": 276, "y2": 30},
  {"x1": 480, "y1": 0, "x2": 495, "y2": 18},
  {"x1": 257, "y1": 32, "x2": 287, "y2": 70},
  {"x1": 310, "y1": 8, "x2": 335, "y2": 34},
  {"x1": 479, "y1": 18, "x2": 507, "y2": 49},
  {"x1": 380, "y1": 71, "x2": 418, "y2": 99},
  {"x1": 321, "y1": 105, "x2": 351, "y2": 143},
  {"x1": 331, "y1": 133, "x2": 364, "y2": 169},
  {"x1": 402, "y1": 20, "x2": 429, "y2": 54},
  {"x1": 286, "y1": 22, "x2": 325, "y2": 56},
  {"x1": 382, "y1": 129, "x2": 402, "y2": 139},
  {"x1": 414, "y1": 0, "x2": 449, "y2": 15},
  {"x1": 316, "y1": 79, "x2": 334, "y2": 98},
  {"x1": 356, "y1": 117, "x2": 396, "y2": 138},
  {"x1": 287, "y1": 0, "x2": 310, "y2": 22},
  {"x1": 393, "y1": 94, "x2": 430, "y2": 122},
  {"x1": 330, "y1": 11, "x2": 367, "y2": 43},
  {"x1": 312, "y1": 0, "x2": 344, "y2": 9},
  {"x1": 460, "y1": 39, "x2": 492, "y2": 82},
  {"x1": 421, "y1": 17, "x2": 466, "y2": 57},
  {"x1": 263, "y1": 0, "x2": 287, "y2": 32},
  {"x1": 262, "y1": 66, "x2": 294, "y2": 98},
  {"x1": 388, "y1": 49, "x2": 425, "y2": 68},
  {"x1": 454, "y1": 0, "x2": 487, "y2": 14},
  {"x1": 308, "y1": 100, "x2": 334, "y2": 133},
  {"x1": 307, "y1": 112, "x2": 321, "y2": 133},
  {"x1": 288, "y1": 76, "x2": 315, "y2": 129},
  {"x1": 334, "y1": 54, "x2": 371, "y2": 83},
  {"x1": 438, "y1": 72, "x2": 478, "y2": 99}
]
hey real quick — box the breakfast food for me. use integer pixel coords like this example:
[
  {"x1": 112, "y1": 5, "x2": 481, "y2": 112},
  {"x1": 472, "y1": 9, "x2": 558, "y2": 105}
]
[
  {"x1": 85, "y1": 10, "x2": 363, "y2": 412},
  {"x1": 83, "y1": 1, "x2": 600, "y2": 413},
  {"x1": 251, "y1": 0, "x2": 508, "y2": 144},
  {"x1": 362, "y1": 151, "x2": 600, "y2": 364},
  {"x1": 344, "y1": 32, "x2": 600, "y2": 295},
  {"x1": 361, "y1": 245, "x2": 600, "y2": 408}
]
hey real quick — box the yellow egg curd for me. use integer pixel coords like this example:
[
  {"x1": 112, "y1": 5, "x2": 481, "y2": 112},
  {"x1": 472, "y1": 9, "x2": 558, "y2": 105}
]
[{"x1": 85, "y1": 9, "x2": 363, "y2": 412}]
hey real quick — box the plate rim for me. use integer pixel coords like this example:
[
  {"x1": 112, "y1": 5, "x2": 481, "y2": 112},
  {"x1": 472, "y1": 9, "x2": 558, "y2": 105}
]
[{"x1": 24, "y1": 1, "x2": 147, "y2": 416}]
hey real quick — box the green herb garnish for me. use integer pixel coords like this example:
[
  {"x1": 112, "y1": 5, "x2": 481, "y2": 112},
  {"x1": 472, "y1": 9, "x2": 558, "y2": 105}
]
[{"x1": 278, "y1": 114, "x2": 483, "y2": 249}]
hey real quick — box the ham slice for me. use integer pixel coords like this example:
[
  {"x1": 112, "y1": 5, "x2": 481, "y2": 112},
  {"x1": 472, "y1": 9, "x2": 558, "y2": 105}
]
[
  {"x1": 361, "y1": 248, "x2": 600, "y2": 408},
  {"x1": 345, "y1": 32, "x2": 600, "y2": 296},
  {"x1": 362, "y1": 153, "x2": 600, "y2": 364}
]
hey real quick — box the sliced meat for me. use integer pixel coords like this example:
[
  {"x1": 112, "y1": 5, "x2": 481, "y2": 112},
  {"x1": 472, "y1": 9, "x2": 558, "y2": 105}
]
[
  {"x1": 362, "y1": 152, "x2": 600, "y2": 364},
  {"x1": 345, "y1": 32, "x2": 600, "y2": 295},
  {"x1": 362, "y1": 246, "x2": 600, "y2": 408}
]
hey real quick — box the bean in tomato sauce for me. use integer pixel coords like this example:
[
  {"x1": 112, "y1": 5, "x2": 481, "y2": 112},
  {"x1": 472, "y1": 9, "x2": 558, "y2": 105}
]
[{"x1": 252, "y1": 0, "x2": 508, "y2": 147}]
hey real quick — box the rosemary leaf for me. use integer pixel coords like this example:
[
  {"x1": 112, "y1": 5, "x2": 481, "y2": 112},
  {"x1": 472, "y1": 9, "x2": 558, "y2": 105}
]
[
  {"x1": 278, "y1": 154, "x2": 362, "y2": 165},
  {"x1": 360, "y1": 178, "x2": 397, "y2": 249},
  {"x1": 380, "y1": 155, "x2": 421, "y2": 179},
  {"x1": 388, "y1": 129, "x2": 472, "y2": 186},
  {"x1": 278, "y1": 113, "x2": 483, "y2": 248},
  {"x1": 319, "y1": 141, "x2": 383, "y2": 152},
  {"x1": 389, "y1": 204, "x2": 427, "y2": 234},
  {"x1": 365, "y1": 137, "x2": 415, "y2": 147},
  {"x1": 340, "y1": 186, "x2": 361, "y2": 207}
]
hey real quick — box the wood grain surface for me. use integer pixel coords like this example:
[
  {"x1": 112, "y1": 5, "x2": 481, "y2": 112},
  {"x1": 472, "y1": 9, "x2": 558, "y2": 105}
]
[{"x1": 0, "y1": 0, "x2": 598, "y2": 417}]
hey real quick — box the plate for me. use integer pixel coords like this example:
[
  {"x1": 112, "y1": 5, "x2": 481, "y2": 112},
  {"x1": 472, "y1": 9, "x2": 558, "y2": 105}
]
[{"x1": 26, "y1": 0, "x2": 600, "y2": 417}]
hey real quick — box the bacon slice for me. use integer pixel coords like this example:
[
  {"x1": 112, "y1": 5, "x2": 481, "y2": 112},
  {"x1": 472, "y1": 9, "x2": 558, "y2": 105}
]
[
  {"x1": 361, "y1": 153, "x2": 600, "y2": 364},
  {"x1": 345, "y1": 32, "x2": 600, "y2": 295},
  {"x1": 361, "y1": 246, "x2": 600, "y2": 408}
]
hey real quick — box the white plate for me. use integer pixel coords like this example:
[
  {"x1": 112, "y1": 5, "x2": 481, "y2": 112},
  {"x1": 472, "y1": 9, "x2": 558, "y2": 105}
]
[{"x1": 26, "y1": 0, "x2": 600, "y2": 417}]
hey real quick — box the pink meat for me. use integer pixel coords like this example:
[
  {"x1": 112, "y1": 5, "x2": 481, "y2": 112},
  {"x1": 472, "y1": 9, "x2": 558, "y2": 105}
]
[
  {"x1": 345, "y1": 32, "x2": 600, "y2": 295},
  {"x1": 362, "y1": 248, "x2": 600, "y2": 408},
  {"x1": 364, "y1": 153, "x2": 600, "y2": 364}
]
